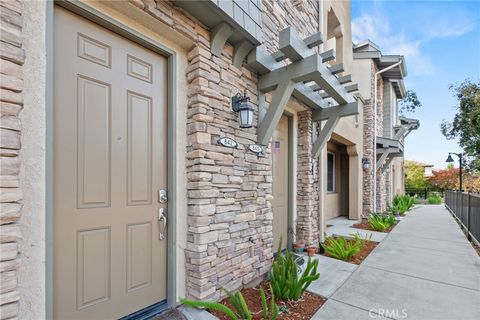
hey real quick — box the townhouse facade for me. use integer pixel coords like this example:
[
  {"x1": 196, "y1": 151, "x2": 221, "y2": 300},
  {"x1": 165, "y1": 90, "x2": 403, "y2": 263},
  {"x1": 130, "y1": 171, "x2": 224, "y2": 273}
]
[
  {"x1": 353, "y1": 41, "x2": 419, "y2": 215},
  {"x1": 0, "y1": 1, "x2": 415, "y2": 319}
]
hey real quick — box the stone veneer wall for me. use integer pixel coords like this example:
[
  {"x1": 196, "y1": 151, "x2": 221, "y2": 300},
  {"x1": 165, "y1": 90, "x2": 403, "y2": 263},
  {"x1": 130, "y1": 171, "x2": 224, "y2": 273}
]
[
  {"x1": 132, "y1": 0, "x2": 273, "y2": 300},
  {"x1": 362, "y1": 98, "x2": 374, "y2": 217},
  {"x1": 363, "y1": 61, "x2": 389, "y2": 215},
  {"x1": 0, "y1": 0, "x2": 24, "y2": 318}
]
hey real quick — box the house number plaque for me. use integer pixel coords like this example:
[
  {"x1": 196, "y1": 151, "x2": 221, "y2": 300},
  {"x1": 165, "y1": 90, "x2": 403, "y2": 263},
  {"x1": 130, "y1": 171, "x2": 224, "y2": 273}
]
[
  {"x1": 248, "y1": 144, "x2": 263, "y2": 154},
  {"x1": 218, "y1": 137, "x2": 238, "y2": 148}
]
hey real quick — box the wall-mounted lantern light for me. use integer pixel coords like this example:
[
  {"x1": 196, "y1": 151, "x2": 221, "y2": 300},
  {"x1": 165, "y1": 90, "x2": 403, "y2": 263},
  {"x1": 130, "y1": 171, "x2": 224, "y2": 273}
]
[
  {"x1": 232, "y1": 90, "x2": 254, "y2": 128},
  {"x1": 362, "y1": 158, "x2": 371, "y2": 171}
]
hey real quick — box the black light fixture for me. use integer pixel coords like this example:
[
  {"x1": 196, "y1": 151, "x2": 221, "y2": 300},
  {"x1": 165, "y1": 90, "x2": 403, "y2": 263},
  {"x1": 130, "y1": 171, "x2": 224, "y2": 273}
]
[
  {"x1": 445, "y1": 154, "x2": 454, "y2": 163},
  {"x1": 362, "y1": 157, "x2": 371, "y2": 171},
  {"x1": 445, "y1": 152, "x2": 463, "y2": 191},
  {"x1": 231, "y1": 90, "x2": 254, "y2": 128}
]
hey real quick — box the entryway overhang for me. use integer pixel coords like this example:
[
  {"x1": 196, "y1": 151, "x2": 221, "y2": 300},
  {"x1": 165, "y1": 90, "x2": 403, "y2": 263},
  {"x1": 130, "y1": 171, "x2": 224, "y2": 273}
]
[
  {"x1": 376, "y1": 136, "x2": 404, "y2": 173},
  {"x1": 171, "y1": 0, "x2": 261, "y2": 66},
  {"x1": 394, "y1": 116, "x2": 420, "y2": 140},
  {"x1": 245, "y1": 27, "x2": 359, "y2": 153}
]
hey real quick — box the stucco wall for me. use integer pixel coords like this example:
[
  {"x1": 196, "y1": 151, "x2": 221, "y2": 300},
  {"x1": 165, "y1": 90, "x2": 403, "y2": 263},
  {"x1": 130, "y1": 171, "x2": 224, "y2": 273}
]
[{"x1": 18, "y1": 0, "x2": 47, "y2": 318}]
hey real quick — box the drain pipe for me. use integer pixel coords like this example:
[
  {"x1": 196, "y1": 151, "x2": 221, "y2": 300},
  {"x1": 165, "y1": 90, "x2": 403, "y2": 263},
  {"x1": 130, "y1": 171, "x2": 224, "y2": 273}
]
[{"x1": 373, "y1": 60, "x2": 402, "y2": 213}]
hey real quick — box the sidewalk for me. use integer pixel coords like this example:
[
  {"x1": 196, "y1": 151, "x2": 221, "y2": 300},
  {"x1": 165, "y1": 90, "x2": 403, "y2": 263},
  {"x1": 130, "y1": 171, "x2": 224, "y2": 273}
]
[{"x1": 314, "y1": 205, "x2": 480, "y2": 320}]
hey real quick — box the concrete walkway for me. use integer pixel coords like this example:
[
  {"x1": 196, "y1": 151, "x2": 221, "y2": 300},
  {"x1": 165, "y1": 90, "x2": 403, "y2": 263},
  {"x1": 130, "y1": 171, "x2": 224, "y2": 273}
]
[{"x1": 314, "y1": 205, "x2": 480, "y2": 320}]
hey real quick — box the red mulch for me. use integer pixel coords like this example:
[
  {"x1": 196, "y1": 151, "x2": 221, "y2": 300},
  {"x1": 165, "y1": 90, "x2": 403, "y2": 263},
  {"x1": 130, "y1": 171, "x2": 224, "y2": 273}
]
[
  {"x1": 210, "y1": 281, "x2": 325, "y2": 320},
  {"x1": 352, "y1": 218, "x2": 398, "y2": 233},
  {"x1": 322, "y1": 240, "x2": 378, "y2": 265}
]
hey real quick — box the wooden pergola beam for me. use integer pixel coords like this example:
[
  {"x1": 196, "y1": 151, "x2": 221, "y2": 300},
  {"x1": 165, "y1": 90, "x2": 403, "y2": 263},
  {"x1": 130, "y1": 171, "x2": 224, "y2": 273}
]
[
  {"x1": 310, "y1": 71, "x2": 353, "y2": 104},
  {"x1": 393, "y1": 126, "x2": 407, "y2": 140},
  {"x1": 329, "y1": 63, "x2": 344, "y2": 75},
  {"x1": 257, "y1": 80, "x2": 296, "y2": 145},
  {"x1": 311, "y1": 116, "x2": 340, "y2": 158},
  {"x1": 258, "y1": 54, "x2": 322, "y2": 92},
  {"x1": 304, "y1": 32, "x2": 323, "y2": 48},
  {"x1": 278, "y1": 26, "x2": 316, "y2": 62},
  {"x1": 376, "y1": 150, "x2": 390, "y2": 170},
  {"x1": 381, "y1": 156, "x2": 395, "y2": 173},
  {"x1": 312, "y1": 102, "x2": 359, "y2": 121},
  {"x1": 292, "y1": 83, "x2": 328, "y2": 109},
  {"x1": 320, "y1": 49, "x2": 336, "y2": 62},
  {"x1": 247, "y1": 47, "x2": 282, "y2": 75}
]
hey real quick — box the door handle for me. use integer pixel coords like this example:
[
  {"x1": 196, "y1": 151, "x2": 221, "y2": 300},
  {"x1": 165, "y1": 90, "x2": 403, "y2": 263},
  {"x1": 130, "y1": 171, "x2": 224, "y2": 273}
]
[{"x1": 158, "y1": 208, "x2": 167, "y2": 240}]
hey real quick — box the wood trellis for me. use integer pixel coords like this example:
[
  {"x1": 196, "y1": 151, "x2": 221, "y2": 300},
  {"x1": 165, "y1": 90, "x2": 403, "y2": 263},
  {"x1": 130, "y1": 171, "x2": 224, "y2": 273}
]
[
  {"x1": 376, "y1": 137, "x2": 404, "y2": 173},
  {"x1": 242, "y1": 27, "x2": 358, "y2": 155},
  {"x1": 376, "y1": 117, "x2": 419, "y2": 172}
]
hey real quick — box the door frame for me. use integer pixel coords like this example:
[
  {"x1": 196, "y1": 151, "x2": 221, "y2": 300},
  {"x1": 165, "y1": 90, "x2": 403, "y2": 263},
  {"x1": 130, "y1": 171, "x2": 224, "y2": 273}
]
[
  {"x1": 279, "y1": 111, "x2": 295, "y2": 251},
  {"x1": 45, "y1": 1, "x2": 178, "y2": 318},
  {"x1": 286, "y1": 112, "x2": 294, "y2": 251}
]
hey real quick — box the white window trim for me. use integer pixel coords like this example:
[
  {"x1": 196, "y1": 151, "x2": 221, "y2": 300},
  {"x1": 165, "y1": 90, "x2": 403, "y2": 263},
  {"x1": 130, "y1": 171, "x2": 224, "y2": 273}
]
[{"x1": 327, "y1": 152, "x2": 335, "y2": 193}]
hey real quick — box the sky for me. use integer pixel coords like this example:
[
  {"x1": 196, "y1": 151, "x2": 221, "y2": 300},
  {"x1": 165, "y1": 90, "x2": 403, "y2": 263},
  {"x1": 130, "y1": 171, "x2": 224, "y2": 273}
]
[{"x1": 351, "y1": 0, "x2": 480, "y2": 169}]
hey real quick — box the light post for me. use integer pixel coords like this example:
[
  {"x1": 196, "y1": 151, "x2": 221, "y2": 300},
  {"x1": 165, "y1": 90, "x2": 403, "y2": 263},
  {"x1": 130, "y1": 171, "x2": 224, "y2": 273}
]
[{"x1": 445, "y1": 152, "x2": 463, "y2": 191}]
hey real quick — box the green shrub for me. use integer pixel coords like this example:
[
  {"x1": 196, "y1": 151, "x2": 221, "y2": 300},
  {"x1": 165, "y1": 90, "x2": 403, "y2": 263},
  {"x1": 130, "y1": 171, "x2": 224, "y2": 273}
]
[
  {"x1": 392, "y1": 195, "x2": 415, "y2": 214},
  {"x1": 268, "y1": 238, "x2": 320, "y2": 301},
  {"x1": 369, "y1": 213, "x2": 396, "y2": 232},
  {"x1": 387, "y1": 203, "x2": 398, "y2": 215},
  {"x1": 181, "y1": 286, "x2": 279, "y2": 320},
  {"x1": 427, "y1": 194, "x2": 442, "y2": 204},
  {"x1": 321, "y1": 233, "x2": 370, "y2": 261}
]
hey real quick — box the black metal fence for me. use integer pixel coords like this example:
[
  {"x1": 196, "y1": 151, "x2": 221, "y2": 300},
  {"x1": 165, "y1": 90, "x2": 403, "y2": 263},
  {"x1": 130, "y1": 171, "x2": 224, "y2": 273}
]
[
  {"x1": 405, "y1": 188, "x2": 444, "y2": 199},
  {"x1": 445, "y1": 190, "x2": 480, "y2": 244}
]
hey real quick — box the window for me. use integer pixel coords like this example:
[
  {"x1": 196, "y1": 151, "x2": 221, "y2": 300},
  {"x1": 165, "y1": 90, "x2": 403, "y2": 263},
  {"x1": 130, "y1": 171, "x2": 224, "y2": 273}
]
[{"x1": 327, "y1": 153, "x2": 335, "y2": 192}]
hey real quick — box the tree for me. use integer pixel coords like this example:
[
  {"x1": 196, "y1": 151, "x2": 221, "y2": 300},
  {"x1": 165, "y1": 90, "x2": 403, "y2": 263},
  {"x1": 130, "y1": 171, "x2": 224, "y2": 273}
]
[
  {"x1": 427, "y1": 167, "x2": 459, "y2": 190},
  {"x1": 441, "y1": 79, "x2": 480, "y2": 172},
  {"x1": 399, "y1": 90, "x2": 422, "y2": 115},
  {"x1": 405, "y1": 162, "x2": 426, "y2": 188},
  {"x1": 428, "y1": 167, "x2": 480, "y2": 193}
]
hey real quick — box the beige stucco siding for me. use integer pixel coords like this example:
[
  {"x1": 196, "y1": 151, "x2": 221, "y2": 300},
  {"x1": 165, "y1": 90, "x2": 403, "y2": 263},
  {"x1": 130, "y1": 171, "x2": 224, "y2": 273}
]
[{"x1": 18, "y1": 1, "x2": 46, "y2": 318}]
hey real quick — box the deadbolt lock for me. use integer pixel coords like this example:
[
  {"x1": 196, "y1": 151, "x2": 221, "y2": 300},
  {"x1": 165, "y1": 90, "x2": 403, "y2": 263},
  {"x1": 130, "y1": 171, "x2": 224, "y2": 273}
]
[{"x1": 158, "y1": 190, "x2": 168, "y2": 203}]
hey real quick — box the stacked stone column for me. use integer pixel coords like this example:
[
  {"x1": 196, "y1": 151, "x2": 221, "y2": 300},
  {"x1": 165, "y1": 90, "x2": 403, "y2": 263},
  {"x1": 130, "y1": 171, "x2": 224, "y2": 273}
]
[{"x1": 296, "y1": 111, "x2": 319, "y2": 246}]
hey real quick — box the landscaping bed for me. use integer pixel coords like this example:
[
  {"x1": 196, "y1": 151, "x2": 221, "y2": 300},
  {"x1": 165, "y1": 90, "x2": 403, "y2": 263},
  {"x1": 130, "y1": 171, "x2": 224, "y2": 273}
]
[
  {"x1": 352, "y1": 218, "x2": 398, "y2": 233},
  {"x1": 322, "y1": 239, "x2": 378, "y2": 265},
  {"x1": 209, "y1": 281, "x2": 325, "y2": 320}
]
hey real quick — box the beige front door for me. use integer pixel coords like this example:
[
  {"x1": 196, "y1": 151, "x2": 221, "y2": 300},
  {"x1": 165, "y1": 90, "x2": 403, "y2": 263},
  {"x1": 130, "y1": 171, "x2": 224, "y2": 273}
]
[
  {"x1": 53, "y1": 7, "x2": 168, "y2": 319},
  {"x1": 272, "y1": 115, "x2": 289, "y2": 251}
]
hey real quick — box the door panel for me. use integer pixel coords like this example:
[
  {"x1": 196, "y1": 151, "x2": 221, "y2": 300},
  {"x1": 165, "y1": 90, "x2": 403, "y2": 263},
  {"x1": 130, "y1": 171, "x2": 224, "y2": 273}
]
[
  {"x1": 272, "y1": 115, "x2": 289, "y2": 250},
  {"x1": 54, "y1": 7, "x2": 167, "y2": 319}
]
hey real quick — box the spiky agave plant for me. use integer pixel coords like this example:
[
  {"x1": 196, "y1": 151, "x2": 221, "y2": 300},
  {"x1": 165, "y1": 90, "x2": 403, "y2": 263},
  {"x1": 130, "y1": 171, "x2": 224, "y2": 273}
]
[
  {"x1": 268, "y1": 238, "x2": 320, "y2": 301},
  {"x1": 181, "y1": 285, "x2": 280, "y2": 320},
  {"x1": 321, "y1": 236, "x2": 362, "y2": 260},
  {"x1": 260, "y1": 285, "x2": 279, "y2": 320}
]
